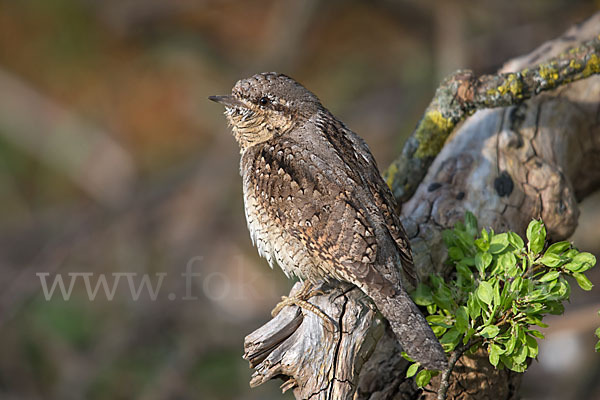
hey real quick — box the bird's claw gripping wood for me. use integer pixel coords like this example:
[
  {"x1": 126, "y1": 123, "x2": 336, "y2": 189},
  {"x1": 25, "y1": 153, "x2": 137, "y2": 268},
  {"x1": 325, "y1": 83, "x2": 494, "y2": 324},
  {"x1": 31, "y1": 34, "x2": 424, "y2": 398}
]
[{"x1": 271, "y1": 283, "x2": 335, "y2": 332}]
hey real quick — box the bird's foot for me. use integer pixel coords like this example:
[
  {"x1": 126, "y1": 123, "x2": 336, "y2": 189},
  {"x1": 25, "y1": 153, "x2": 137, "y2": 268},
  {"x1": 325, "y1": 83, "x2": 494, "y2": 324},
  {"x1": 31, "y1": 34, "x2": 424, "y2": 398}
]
[{"x1": 271, "y1": 284, "x2": 335, "y2": 331}]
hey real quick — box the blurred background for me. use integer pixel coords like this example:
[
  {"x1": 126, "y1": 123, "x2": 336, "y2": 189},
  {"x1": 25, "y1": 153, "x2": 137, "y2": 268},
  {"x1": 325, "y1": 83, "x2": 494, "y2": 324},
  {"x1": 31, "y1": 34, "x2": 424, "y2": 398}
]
[{"x1": 0, "y1": 1, "x2": 599, "y2": 399}]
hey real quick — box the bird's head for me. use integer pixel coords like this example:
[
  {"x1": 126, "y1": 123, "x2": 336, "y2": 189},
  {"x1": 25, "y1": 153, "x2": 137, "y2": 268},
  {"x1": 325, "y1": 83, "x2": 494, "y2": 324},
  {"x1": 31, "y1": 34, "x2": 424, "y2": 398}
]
[{"x1": 210, "y1": 72, "x2": 321, "y2": 152}]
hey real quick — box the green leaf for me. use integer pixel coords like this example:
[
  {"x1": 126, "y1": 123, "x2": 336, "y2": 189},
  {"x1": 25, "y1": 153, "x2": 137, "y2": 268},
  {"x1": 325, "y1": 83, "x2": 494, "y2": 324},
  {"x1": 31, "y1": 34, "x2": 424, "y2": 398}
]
[
  {"x1": 573, "y1": 272, "x2": 593, "y2": 291},
  {"x1": 489, "y1": 233, "x2": 510, "y2": 254},
  {"x1": 501, "y1": 355, "x2": 527, "y2": 373},
  {"x1": 525, "y1": 334, "x2": 538, "y2": 358},
  {"x1": 545, "y1": 241, "x2": 571, "y2": 255},
  {"x1": 456, "y1": 264, "x2": 474, "y2": 286},
  {"x1": 507, "y1": 232, "x2": 524, "y2": 250},
  {"x1": 510, "y1": 276, "x2": 523, "y2": 293},
  {"x1": 524, "y1": 314, "x2": 546, "y2": 326},
  {"x1": 546, "y1": 301, "x2": 565, "y2": 315},
  {"x1": 475, "y1": 232, "x2": 490, "y2": 252},
  {"x1": 595, "y1": 327, "x2": 600, "y2": 339},
  {"x1": 413, "y1": 283, "x2": 434, "y2": 306},
  {"x1": 464, "y1": 211, "x2": 478, "y2": 236},
  {"x1": 427, "y1": 315, "x2": 452, "y2": 328},
  {"x1": 400, "y1": 351, "x2": 415, "y2": 362},
  {"x1": 526, "y1": 220, "x2": 546, "y2": 254},
  {"x1": 455, "y1": 230, "x2": 475, "y2": 252},
  {"x1": 455, "y1": 306, "x2": 469, "y2": 333},
  {"x1": 489, "y1": 344, "x2": 501, "y2": 367},
  {"x1": 505, "y1": 262, "x2": 520, "y2": 278},
  {"x1": 463, "y1": 327, "x2": 476, "y2": 344},
  {"x1": 564, "y1": 261, "x2": 581, "y2": 272},
  {"x1": 475, "y1": 252, "x2": 492, "y2": 275},
  {"x1": 481, "y1": 228, "x2": 489, "y2": 242},
  {"x1": 406, "y1": 362, "x2": 420, "y2": 378},
  {"x1": 415, "y1": 369, "x2": 432, "y2": 387},
  {"x1": 467, "y1": 293, "x2": 481, "y2": 320},
  {"x1": 481, "y1": 302, "x2": 495, "y2": 326},
  {"x1": 493, "y1": 280, "x2": 501, "y2": 310},
  {"x1": 448, "y1": 246, "x2": 464, "y2": 261},
  {"x1": 479, "y1": 325, "x2": 500, "y2": 338},
  {"x1": 461, "y1": 257, "x2": 476, "y2": 266},
  {"x1": 539, "y1": 253, "x2": 563, "y2": 268},
  {"x1": 432, "y1": 283, "x2": 454, "y2": 311},
  {"x1": 513, "y1": 343, "x2": 528, "y2": 365},
  {"x1": 565, "y1": 249, "x2": 579, "y2": 258},
  {"x1": 431, "y1": 325, "x2": 448, "y2": 337},
  {"x1": 429, "y1": 274, "x2": 443, "y2": 288},
  {"x1": 476, "y1": 281, "x2": 494, "y2": 305},
  {"x1": 538, "y1": 270, "x2": 560, "y2": 283},
  {"x1": 574, "y1": 252, "x2": 596, "y2": 266},
  {"x1": 442, "y1": 229, "x2": 456, "y2": 247},
  {"x1": 528, "y1": 330, "x2": 545, "y2": 339},
  {"x1": 569, "y1": 252, "x2": 597, "y2": 273},
  {"x1": 440, "y1": 327, "x2": 461, "y2": 351},
  {"x1": 497, "y1": 252, "x2": 517, "y2": 273},
  {"x1": 505, "y1": 330, "x2": 517, "y2": 355},
  {"x1": 500, "y1": 282, "x2": 514, "y2": 310},
  {"x1": 553, "y1": 277, "x2": 570, "y2": 299}
]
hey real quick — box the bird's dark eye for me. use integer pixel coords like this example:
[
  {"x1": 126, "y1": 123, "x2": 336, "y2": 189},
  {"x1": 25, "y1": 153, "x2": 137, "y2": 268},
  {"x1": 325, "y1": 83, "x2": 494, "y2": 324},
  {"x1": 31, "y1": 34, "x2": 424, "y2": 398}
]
[{"x1": 259, "y1": 97, "x2": 269, "y2": 106}]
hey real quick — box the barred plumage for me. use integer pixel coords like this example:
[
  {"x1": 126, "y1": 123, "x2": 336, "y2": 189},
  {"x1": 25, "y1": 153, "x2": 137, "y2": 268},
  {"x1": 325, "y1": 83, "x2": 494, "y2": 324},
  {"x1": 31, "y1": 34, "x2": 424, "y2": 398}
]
[{"x1": 210, "y1": 72, "x2": 447, "y2": 370}]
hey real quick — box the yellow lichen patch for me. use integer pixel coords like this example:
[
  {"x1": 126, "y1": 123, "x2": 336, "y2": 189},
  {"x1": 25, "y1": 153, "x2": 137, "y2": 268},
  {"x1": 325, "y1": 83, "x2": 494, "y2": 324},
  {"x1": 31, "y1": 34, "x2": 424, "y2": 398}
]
[
  {"x1": 569, "y1": 59, "x2": 582, "y2": 70},
  {"x1": 384, "y1": 162, "x2": 398, "y2": 189},
  {"x1": 414, "y1": 110, "x2": 454, "y2": 158},
  {"x1": 538, "y1": 62, "x2": 559, "y2": 86},
  {"x1": 495, "y1": 73, "x2": 523, "y2": 98},
  {"x1": 581, "y1": 53, "x2": 600, "y2": 78}
]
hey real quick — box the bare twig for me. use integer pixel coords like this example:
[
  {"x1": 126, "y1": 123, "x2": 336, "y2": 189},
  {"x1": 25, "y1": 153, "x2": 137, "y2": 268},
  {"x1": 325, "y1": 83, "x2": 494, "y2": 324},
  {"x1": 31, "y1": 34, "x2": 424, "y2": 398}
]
[
  {"x1": 436, "y1": 338, "x2": 483, "y2": 400},
  {"x1": 436, "y1": 344, "x2": 466, "y2": 400}
]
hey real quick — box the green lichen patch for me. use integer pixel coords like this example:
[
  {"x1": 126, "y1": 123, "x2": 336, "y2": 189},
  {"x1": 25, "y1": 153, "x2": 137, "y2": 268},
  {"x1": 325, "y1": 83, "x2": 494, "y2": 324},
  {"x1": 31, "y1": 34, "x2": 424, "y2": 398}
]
[{"x1": 414, "y1": 111, "x2": 455, "y2": 158}]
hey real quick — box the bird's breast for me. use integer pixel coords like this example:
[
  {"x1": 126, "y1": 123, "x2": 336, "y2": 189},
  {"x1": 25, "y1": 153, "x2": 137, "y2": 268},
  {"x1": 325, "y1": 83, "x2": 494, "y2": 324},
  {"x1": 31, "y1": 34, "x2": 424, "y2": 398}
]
[{"x1": 240, "y1": 152, "x2": 315, "y2": 282}]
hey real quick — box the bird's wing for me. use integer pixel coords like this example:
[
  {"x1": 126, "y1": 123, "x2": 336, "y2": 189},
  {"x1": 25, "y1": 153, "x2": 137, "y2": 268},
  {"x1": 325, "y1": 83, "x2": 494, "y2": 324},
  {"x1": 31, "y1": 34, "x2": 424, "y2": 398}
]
[
  {"x1": 313, "y1": 112, "x2": 417, "y2": 286},
  {"x1": 244, "y1": 111, "x2": 414, "y2": 295}
]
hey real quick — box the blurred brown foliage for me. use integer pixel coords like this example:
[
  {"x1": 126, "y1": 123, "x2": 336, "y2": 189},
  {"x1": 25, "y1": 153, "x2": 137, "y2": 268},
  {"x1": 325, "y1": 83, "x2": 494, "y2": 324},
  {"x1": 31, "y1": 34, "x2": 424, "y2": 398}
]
[{"x1": 0, "y1": 1, "x2": 598, "y2": 399}]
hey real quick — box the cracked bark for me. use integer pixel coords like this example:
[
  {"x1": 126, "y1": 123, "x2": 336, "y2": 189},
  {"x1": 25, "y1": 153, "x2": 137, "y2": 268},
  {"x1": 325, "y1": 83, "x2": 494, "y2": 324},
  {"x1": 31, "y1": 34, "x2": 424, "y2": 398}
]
[{"x1": 243, "y1": 13, "x2": 600, "y2": 400}]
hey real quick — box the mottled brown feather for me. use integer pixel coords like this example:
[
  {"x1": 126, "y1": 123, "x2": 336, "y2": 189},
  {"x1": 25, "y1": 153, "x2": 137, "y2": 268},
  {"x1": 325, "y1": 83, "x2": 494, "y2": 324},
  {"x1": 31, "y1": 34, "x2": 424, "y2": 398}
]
[{"x1": 214, "y1": 72, "x2": 447, "y2": 370}]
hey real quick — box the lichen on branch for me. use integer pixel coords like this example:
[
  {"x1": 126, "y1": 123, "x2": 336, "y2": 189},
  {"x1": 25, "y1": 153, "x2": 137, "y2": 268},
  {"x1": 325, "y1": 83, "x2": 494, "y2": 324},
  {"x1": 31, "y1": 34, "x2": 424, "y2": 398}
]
[{"x1": 385, "y1": 34, "x2": 600, "y2": 202}]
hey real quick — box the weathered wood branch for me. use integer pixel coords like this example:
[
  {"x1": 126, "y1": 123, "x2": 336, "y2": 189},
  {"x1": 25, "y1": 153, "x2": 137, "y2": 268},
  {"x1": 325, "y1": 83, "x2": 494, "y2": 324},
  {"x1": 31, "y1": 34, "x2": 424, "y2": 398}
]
[
  {"x1": 245, "y1": 283, "x2": 386, "y2": 398},
  {"x1": 384, "y1": 19, "x2": 600, "y2": 203},
  {"x1": 244, "y1": 13, "x2": 600, "y2": 400}
]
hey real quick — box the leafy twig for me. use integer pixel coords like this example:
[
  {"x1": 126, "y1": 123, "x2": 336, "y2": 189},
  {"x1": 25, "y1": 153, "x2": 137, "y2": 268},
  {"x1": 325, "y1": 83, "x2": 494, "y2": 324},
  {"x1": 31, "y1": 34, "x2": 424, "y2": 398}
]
[{"x1": 409, "y1": 213, "x2": 596, "y2": 388}]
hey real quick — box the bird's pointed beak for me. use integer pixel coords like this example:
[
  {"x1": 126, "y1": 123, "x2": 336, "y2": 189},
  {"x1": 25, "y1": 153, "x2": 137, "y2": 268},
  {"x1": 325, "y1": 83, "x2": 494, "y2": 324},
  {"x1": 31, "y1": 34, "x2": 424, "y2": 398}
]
[{"x1": 208, "y1": 95, "x2": 244, "y2": 108}]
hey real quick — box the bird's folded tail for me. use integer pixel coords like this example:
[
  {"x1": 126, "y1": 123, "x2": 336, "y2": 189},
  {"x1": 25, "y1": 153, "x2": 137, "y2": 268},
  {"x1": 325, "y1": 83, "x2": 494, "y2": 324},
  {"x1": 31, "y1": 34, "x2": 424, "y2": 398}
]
[{"x1": 366, "y1": 287, "x2": 448, "y2": 370}]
